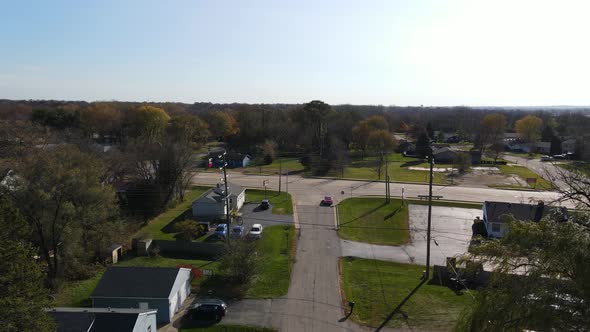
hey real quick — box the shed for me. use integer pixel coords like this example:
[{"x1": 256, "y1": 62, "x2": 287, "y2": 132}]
[
  {"x1": 47, "y1": 307, "x2": 157, "y2": 332},
  {"x1": 90, "y1": 266, "x2": 191, "y2": 324},
  {"x1": 102, "y1": 244, "x2": 123, "y2": 264}
]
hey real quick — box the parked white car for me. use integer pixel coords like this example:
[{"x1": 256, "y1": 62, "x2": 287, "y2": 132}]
[{"x1": 249, "y1": 224, "x2": 263, "y2": 239}]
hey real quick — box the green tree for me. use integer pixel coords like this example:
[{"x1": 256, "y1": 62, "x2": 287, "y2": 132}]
[
  {"x1": 168, "y1": 114, "x2": 210, "y2": 146},
  {"x1": 80, "y1": 103, "x2": 122, "y2": 138},
  {"x1": 515, "y1": 115, "x2": 543, "y2": 144},
  {"x1": 0, "y1": 193, "x2": 55, "y2": 332},
  {"x1": 206, "y1": 111, "x2": 239, "y2": 140},
  {"x1": 12, "y1": 146, "x2": 119, "y2": 285},
  {"x1": 175, "y1": 220, "x2": 206, "y2": 241},
  {"x1": 456, "y1": 216, "x2": 590, "y2": 331},
  {"x1": 127, "y1": 105, "x2": 170, "y2": 143},
  {"x1": 454, "y1": 152, "x2": 471, "y2": 173},
  {"x1": 478, "y1": 113, "x2": 507, "y2": 153},
  {"x1": 219, "y1": 239, "x2": 260, "y2": 284},
  {"x1": 415, "y1": 131, "x2": 431, "y2": 158}
]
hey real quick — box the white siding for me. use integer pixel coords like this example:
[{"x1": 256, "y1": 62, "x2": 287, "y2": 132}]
[
  {"x1": 167, "y1": 268, "x2": 192, "y2": 321},
  {"x1": 132, "y1": 312, "x2": 157, "y2": 332}
]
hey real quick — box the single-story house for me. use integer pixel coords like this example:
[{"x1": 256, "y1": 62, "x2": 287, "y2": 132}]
[
  {"x1": 47, "y1": 307, "x2": 157, "y2": 332},
  {"x1": 208, "y1": 152, "x2": 252, "y2": 168},
  {"x1": 192, "y1": 182, "x2": 245, "y2": 219},
  {"x1": 482, "y1": 201, "x2": 568, "y2": 238},
  {"x1": 432, "y1": 147, "x2": 459, "y2": 163},
  {"x1": 535, "y1": 141, "x2": 551, "y2": 154},
  {"x1": 90, "y1": 266, "x2": 192, "y2": 324}
]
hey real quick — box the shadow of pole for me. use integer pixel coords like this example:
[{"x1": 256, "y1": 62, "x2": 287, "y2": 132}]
[{"x1": 374, "y1": 278, "x2": 427, "y2": 332}]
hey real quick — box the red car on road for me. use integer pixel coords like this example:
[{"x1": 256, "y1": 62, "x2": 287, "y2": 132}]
[{"x1": 321, "y1": 196, "x2": 333, "y2": 206}]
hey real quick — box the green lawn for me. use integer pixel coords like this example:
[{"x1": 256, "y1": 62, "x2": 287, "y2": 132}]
[
  {"x1": 337, "y1": 153, "x2": 448, "y2": 184},
  {"x1": 245, "y1": 189, "x2": 293, "y2": 215},
  {"x1": 136, "y1": 186, "x2": 211, "y2": 240},
  {"x1": 244, "y1": 158, "x2": 304, "y2": 175},
  {"x1": 54, "y1": 270, "x2": 105, "y2": 307},
  {"x1": 559, "y1": 162, "x2": 590, "y2": 177},
  {"x1": 407, "y1": 199, "x2": 482, "y2": 210},
  {"x1": 247, "y1": 225, "x2": 296, "y2": 298},
  {"x1": 180, "y1": 325, "x2": 275, "y2": 332},
  {"x1": 340, "y1": 258, "x2": 474, "y2": 330},
  {"x1": 498, "y1": 165, "x2": 551, "y2": 190},
  {"x1": 337, "y1": 198, "x2": 410, "y2": 246}
]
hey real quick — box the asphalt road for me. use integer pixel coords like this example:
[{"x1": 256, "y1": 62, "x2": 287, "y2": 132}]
[
  {"x1": 193, "y1": 171, "x2": 572, "y2": 208},
  {"x1": 503, "y1": 154, "x2": 569, "y2": 191}
]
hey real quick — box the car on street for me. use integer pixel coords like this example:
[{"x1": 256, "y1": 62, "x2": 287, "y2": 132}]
[
  {"x1": 187, "y1": 298, "x2": 227, "y2": 322},
  {"x1": 260, "y1": 199, "x2": 270, "y2": 210},
  {"x1": 230, "y1": 225, "x2": 245, "y2": 238},
  {"x1": 321, "y1": 196, "x2": 333, "y2": 206},
  {"x1": 214, "y1": 224, "x2": 228, "y2": 238},
  {"x1": 540, "y1": 155, "x2": 553, "y2": 162},
  {"x1": 249, "y1": 223, "x2": 263, "y2": 239}
]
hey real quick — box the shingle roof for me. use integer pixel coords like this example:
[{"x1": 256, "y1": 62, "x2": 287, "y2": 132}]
[
  {"x1": 91, "y1": 266, "x2": 181, "y2": 299},
  {"x1": 91, "y1": 313, "x2": 139, "y2": 332},
  {"x1": 484, "y1": 201, "x2": 568, "y2": 224},
  {"x1": 48, "y1": 312, "x2": 94, "y2": 332},
  {"x1": 48, "y1": 309, "x2": 151, "y2": 332}
]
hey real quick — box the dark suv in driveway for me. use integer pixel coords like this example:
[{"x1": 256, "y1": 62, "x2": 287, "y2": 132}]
[{"x1": 187, "y1": 299, "x2": 227, "y2": 322}]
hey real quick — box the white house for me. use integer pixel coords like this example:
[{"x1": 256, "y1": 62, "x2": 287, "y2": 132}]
[
  {"x1": 91, "y1": 266, "x2": 192, "y2": 324},
  {"x1": 48, "y1": 307, "x2": 157, "y2": 332},
  {"x1": 482, "y1": 201, "x2": 568, "y2": 238},
  {"x1": 192, "y1": 182, "x2": 245, "y2": 219}
]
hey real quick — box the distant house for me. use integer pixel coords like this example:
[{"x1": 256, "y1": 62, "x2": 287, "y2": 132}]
[
  {"x1": 47, "y1": 307, "x2": 157, "y2": 332},
  {"x1": 561, "y1": 138, "x2": 576, "y2": 154},
  {"x1": 432, "y1": 147, "x2": 458, "y2": 163},
  {"x1": 90, "y1": 266, "x2": 192, "y2": 324},
  {"x1": 192, "y1": 182, "x2": 246, "y2": 219},
  {"x1": 535, "y1": 142, "x2": 551, "y2": 154},
  {"x1": 208, "y1": 152, "x2": 251, "y2": 168},
  {"x1": 482, "y1": 201, "x2": 568, "y2": 238}
]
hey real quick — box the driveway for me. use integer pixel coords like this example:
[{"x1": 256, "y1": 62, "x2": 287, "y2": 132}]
[
  {"x1": 341, "y1": 205, "x2": 481, "y2": 266},
  {"x1": 239, "y1": 203, "x2": 294, "y2": 230}
]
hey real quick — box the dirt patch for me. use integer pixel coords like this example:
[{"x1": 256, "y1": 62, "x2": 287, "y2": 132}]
[{"x1": 455, "y1": 168, "x2": 523, "y2": 188}]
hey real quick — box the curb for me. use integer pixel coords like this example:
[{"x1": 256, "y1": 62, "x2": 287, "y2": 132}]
[
  {"x1": 333, "y1": 205, "x2": 340, "y2": 230},
  {"x1": 307, "y1": 175, "x2": 453, "y2": 187}
]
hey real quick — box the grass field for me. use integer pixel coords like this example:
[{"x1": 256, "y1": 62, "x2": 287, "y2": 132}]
[
  {"x1": 136, "y1": 186, "x2": 211, "y2": 240},
  {"x1": 180, "y1": 325, "x2": 275, "y2": 332},
  {"x1": 244, "y1": 158, "x2": 304, "y2": 175},
  {"x1": 340, "y1": 258, "x2": 474, "y2": 330},
  {"x1": 246, "y1": 225, "x2": 296, "y2": 298},
  {"x1": 498, "y1": 165, "x2": 551, "y2": 190},
  {"x1": 245, "y1": 189, "x2": 293, "y2": 215},
  {"x1": 54, "y1": 270, "x2": 105, "y2": 307},
  {"x1": 407, "y1": 199, "x2": 483, "y2": 210},
  {"x1": 337, "y1": 153, "x2": 449, "y2": 185},
  {"x1": 337, "y1": 197, "x2": 410, "y2": 246}
]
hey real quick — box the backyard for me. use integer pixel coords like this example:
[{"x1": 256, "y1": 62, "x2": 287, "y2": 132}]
[
  {"x1": 340, "y1": 257, "x2": 474, "y2": 330},
  {"x1": 337, "y1": 197, "x2": 410, "y2": 246},
  {"x1": 55, "y1": 225, "x2": 296, "y2": 307}
]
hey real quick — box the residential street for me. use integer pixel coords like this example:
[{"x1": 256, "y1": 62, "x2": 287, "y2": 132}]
[
  {"x1": 341, "y1": 205, "x2": 481, "y2": 266},
  {"x1": 503, "y1": 154, "x2": 569, "y2": 191}
]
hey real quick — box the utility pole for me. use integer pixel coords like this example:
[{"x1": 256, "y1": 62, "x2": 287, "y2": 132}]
[
  {"x1": 385, "y1": 155, "x2": 390, "y2": 203},
  {"x1": 425, "y1": 145, "x2": 434, "y2": 279},
  {"x1": 220, "y1": 151, "x2": 230, "y2": 243},
  {"x1": 278, "y1": 158, "x2": 282, "y2": 193}
]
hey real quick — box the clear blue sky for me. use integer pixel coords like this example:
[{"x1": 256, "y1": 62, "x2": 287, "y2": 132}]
[{"x1": 1, "y1": 0, "x2": 589, "y2": 106}]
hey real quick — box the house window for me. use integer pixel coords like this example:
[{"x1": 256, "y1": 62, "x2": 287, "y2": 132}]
[{"x1": 491, "y1": 223, "x2": 501, "y2": 233}]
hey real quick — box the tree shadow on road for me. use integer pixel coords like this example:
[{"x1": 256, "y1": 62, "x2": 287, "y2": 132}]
[{"x1": 374, "y1": 279, "x2": 427, "y2": 331}]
